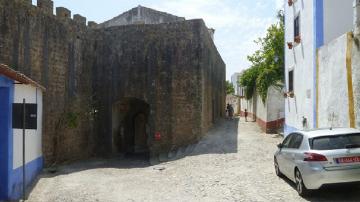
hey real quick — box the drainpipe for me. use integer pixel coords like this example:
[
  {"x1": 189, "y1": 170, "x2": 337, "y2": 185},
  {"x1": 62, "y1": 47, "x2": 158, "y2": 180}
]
[{"x1": 354, "y1": 0, "x2": 360, "y2": 35}]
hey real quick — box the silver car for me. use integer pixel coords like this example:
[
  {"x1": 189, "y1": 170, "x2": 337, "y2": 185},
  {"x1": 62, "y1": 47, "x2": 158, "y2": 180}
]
[{"x1": 274, "y1": 128, "x2": 360, "y2": 196}]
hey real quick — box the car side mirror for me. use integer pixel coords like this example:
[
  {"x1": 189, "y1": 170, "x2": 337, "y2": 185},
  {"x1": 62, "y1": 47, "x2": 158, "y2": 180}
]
[{"x1": 277, "y1": 143, "x2": 283, "y2": 149}]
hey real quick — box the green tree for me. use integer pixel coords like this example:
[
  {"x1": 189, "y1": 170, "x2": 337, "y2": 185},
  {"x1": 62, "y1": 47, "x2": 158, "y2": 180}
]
[
  {"x1": 226, "y1": 80, "x2": 235, "y2": 95},
  {"x1": 240, "y1": 10, "x2": 284, "y2": 103}
]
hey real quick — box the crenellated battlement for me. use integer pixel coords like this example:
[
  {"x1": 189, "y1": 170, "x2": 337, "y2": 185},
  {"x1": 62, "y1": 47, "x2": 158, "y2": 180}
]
[
  {"x1": 14, "y1": 0, "x2": 32, "y2": 6},
  {"x1": 12, "y1": 0, "x2": 96, "y2": 28},
  {"x1": 37, "y1": 0, "x2": 54, "y2": 15},
  {"x1": 88, "y1": 21, "x2": 98, "y2": 28},
  {"x1": 56, "y1": 7, "x2": 71, "y2": 19},
  {"x1": 73, "y1": 14, "x2": 87, "y2": 26}
]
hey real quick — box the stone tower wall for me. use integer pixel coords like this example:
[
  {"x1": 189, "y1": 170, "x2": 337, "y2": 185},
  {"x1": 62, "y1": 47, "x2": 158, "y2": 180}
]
[
  {"x1": 0, "y1": 0, "x2": 96, "y2": 164},
  {"x1": 99, "y1": 6, "x2": 185, "y2": 28},
  {"x1": 91, "y1": 20, "x2": 225, "y2": 155},
  {"x1": 0, "y1": 0, "x2": 225, "y2": 165}
]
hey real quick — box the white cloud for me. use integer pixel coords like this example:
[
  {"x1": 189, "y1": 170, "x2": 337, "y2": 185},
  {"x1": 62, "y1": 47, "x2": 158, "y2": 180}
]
[{"x1": 150, "y1": 0, "x2": 279, "y2": 79}]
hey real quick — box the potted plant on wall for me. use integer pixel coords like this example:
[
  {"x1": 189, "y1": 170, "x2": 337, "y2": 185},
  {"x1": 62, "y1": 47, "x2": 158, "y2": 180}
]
[
  {"x1": 289, "y1": 91, "x2": 295, "y2": 98},
  {"x1": 288, "y1": 0, "x2": 297, "y2": 6},
  {"x1": 294, "y1": 36, "x2": 301, "y2": 44},
  {"x1": 287, "y1": 42, "x2": 293, "y2": 49}
]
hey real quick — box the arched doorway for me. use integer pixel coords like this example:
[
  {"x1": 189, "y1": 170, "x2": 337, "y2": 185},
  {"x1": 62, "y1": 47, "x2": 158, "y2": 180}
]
[{"x1": 112, "y1": 98, "x2": 150, "y2": 155}]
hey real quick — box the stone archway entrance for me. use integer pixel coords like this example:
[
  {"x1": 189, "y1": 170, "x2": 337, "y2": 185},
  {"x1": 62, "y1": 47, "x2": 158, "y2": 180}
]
[{"x1": 112, "y1": 98, "x2": 150, "y2": 155}]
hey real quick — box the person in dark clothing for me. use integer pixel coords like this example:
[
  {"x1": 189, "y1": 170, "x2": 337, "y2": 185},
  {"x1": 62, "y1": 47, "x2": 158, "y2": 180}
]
[
  {"x1": 226, "y1": 104, "x2": 231, "y2": 119},
  {"x1": 229, "y1": 105, "x2": 234, "y2": 119},
  {"x1": 244, "y1": 109, "x2": 248, "y2": 122}
]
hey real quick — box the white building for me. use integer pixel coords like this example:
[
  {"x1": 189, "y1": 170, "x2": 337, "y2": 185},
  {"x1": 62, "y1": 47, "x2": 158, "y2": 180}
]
[
  {"x1": 0, "y1": 64, "x2": 45, "y2": 200},
  {"x1": 284, "y1": 0, "x2": 354, "y2": 135},
  {"x1": 239, "y1": 87, "x2": 285, "y2": 133},
  {"x1": 231, "y1": 72, "x2": 242, "y2": 96}
]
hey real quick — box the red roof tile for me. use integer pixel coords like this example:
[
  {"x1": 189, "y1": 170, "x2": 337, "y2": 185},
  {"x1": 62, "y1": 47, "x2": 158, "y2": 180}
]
[{"x1": 0, "y1": 64, "x2": 46, "y2": 91}]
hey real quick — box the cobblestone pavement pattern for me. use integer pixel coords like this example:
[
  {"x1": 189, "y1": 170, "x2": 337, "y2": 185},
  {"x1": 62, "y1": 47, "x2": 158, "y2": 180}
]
[{"x1": 28, "y1": 118, "x2": 360, "y2": 202}]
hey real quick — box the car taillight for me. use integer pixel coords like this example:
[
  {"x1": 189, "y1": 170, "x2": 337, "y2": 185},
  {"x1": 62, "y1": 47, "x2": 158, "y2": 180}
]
[{"x1": 304, "y1": 152, "x2": 328, "y2": 162}]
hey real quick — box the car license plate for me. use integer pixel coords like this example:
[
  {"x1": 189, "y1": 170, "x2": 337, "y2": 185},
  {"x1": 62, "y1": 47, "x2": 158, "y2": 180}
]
[{"x1": 335, "y1": 156, "x2": 360, "y2": 164}]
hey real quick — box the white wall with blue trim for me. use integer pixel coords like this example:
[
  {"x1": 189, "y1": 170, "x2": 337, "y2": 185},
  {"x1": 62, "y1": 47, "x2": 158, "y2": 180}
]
[
  {"x1": 0, "y1": 75, "x2": 43, "y2": 201},
  {"x1": 284, "y1": 0, "x2": 316, "y2": 134},
  {"x1": 284, "y1": 0, "x2": 353, "y2": 135}
]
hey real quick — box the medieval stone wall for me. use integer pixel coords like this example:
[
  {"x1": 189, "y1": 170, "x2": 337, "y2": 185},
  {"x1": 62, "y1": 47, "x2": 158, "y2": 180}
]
[
  {"x1": 0, "y1": 0, "x2": 95, "y2": 165},
  {"x1": 0, "y1": 0, "x2": 225, "y2": 165},
  {"x1": 99, "y1": 6, "x2": 185, "y2": 28},
  {"x1": 199, "y1": 24, "x2": 226, "y2": 133},
  {"x1": 91, "y1": 19, "x2": 225, "y2": 155}
]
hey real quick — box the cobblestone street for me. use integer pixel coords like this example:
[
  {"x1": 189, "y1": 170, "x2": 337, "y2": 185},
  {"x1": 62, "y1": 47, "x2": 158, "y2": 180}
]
[{"x1": 28, "y1": 118, "x2": 360, "y2": 202}]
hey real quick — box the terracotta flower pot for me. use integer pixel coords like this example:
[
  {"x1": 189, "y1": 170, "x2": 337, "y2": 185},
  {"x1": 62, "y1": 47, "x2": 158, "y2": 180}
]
[
  {"x1": 289, "y1": 92, "x2": 295, "y2": 98},
  {"x1": 287, "y1": 42, "x2": 293, "y2": 49},
  {"x1": 288, "y1": 0, "x2": 294, "y2": 6}
]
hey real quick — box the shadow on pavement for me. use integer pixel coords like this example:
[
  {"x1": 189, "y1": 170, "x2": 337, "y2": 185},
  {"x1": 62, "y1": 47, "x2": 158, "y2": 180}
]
[
  {"x1": 188, "y1": 117, "x2": 239, "y2": 156},
  {"x1": 279, "y1": 175, "x2": 360, "y2": 201},
  {"x1": 305, "y1": 184, "x2": 360, "y2": 202},
  {"x1": 28, "y1": 117, "x2": 239, "y2": 195},
  {"x1": 150, "y1": 117, "x2": 239, "y2": 164},
  {"x1": 35, "y1": 117, "x2": 238, "y2": 178},
  {"x1": 25, "y1": 154, "x2": 151, "y2": 200},
  {"x1": 40, "y1": 153, "x2": 151, "y2": 177}
]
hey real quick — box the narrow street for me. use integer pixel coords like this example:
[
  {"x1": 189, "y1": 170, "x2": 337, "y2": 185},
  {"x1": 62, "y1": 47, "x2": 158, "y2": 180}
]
[{"x1": 28, "y1": 118, "x2": 360, "y2": 202}]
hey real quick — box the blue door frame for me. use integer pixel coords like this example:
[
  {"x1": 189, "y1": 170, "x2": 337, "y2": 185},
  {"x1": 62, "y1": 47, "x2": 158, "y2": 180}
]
[{"x1": 0, "y1": 76, "x2": 14, "y2": 200}]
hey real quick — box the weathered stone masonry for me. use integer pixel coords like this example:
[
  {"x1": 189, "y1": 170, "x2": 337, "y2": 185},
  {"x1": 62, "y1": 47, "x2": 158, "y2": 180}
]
[
  {"x1": 0, "y1": 0, "x2": 225, "y2": 165},
  {"x1": 91, "y1": 21, "x2": 225, "y2": 155},
  {"x1": 99, "y1": 5, "x2": 186, "y2": 28},
  {"x1": 0, "y1": 0, "x2": 94, "y2": 165}
]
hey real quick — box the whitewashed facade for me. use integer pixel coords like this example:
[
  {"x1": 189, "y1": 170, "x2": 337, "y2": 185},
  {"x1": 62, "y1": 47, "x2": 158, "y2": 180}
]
[
  {"x1": 284, "y1": 0, "x2": 353, "y2": 135},
  {"x1": 231, "y1": 72, "x2": 242, "y2": 96},
  {"x1": 0, "y1": 64, "x2": 44, "y2": 200},
  {"x1": 239, "y1": 87, "x2": 285, "y2": 133}
]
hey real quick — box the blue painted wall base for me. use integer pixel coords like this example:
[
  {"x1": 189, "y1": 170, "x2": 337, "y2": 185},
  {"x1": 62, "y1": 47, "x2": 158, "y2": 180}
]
[
  {"x1": 8, "y1": 157, "x2": 44, "y2": 200},
  {"x1": 0, "y1": 76, "x2": 13, "y2": 200}
]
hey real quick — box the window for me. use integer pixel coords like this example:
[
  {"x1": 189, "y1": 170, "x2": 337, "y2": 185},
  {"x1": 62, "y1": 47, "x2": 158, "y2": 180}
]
[
  {"x1": 288, "y1": 134, "x2": 303, "y2": 149},
  {"x1": 283, "y1": 133, "x2": 303, "y2": 149},
  {"x1": 294, "y1": 15, "x2": 300, "y2": 39},
  {"x1": 310, "y1": 133, "x2": 360, "y2": 150},
  {"x1": 288, "y1": 70, "x2": 294, "y2": 92},
  {"x1": 282, "y1": 134, "x2": 295, "y2": 148}
]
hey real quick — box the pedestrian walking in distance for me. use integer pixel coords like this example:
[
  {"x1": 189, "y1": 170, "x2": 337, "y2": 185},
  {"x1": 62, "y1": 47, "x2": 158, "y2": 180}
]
[
  {"x1": 229, "y1": 105, "x2": 234, "y2": 120},
  {"x1": 244, "y1": 109, "x2": 248, "y2": 122},
  {"x1": 226, "y1": 103, "x2": 231, "y2": 119}
]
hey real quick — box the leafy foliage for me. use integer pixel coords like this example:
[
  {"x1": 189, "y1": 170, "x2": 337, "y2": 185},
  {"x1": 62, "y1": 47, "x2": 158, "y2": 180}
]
[
  {"x1": 226, "y1": 80, "x2": 235, "y2": 95},
  {"x1": 239, "y1": 67, "x2": 258, "y2": 99},
  {"x1": 240, "y1": 11, "x2": 284, "y2": 102},
  {"x1": 66, "y1": 112, "x2": 79, "y2": 129}
]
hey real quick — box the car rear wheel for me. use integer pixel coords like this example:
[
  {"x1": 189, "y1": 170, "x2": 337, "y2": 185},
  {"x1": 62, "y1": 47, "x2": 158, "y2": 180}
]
[
  {"x1": 274, "y1": 157, "x2": 283, "y2": 177},
  {"x1": 295, "y1": 169, "x2": 310, "y2": 197}
]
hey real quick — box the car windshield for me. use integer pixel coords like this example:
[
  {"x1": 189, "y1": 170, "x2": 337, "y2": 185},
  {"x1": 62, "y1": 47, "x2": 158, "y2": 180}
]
[{"x1": 310, "y1": 133, "x2": 360, "y2": 150}]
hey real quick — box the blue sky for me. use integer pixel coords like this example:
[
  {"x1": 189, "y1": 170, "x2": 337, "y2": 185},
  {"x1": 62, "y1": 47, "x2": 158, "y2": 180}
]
[{"x1": 32, "y1": 0, "x2": 283, "y2": 80}]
